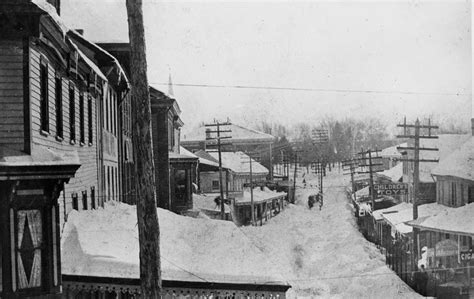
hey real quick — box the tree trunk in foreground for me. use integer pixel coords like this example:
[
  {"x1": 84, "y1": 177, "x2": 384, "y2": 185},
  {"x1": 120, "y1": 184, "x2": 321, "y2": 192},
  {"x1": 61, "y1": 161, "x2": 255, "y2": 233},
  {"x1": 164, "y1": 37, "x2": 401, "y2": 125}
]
[{"x1": 126, "y1": 0, "x2": 161, "y2": 297}]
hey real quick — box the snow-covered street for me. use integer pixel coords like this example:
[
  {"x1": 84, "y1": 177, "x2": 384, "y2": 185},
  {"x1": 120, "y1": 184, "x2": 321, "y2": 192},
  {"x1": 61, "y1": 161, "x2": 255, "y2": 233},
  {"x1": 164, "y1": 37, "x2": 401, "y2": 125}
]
[{"x1": 242, "y1": 171, "x2": 423, "y2": 299}]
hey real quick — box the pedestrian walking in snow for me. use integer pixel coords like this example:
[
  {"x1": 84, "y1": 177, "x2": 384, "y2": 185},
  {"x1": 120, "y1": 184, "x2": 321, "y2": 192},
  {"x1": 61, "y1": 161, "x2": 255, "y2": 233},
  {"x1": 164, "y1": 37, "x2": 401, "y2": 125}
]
[{"x1": 308, "y1": 194, "x2": 316, "y2": 209}]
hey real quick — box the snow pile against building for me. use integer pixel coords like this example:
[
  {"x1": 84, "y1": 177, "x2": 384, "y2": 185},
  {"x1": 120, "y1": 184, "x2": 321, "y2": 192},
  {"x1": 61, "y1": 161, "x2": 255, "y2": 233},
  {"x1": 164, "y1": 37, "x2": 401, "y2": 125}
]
[{"x1": 61, "y1": 202, "x2": 288, "y2": 286}]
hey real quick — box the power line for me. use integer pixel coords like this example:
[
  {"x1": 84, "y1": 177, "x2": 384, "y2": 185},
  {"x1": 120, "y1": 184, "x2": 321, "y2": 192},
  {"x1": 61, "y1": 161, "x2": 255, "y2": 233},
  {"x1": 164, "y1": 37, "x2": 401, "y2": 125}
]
[{"x1": 150, "y1": 82, "x2": 469, "y2": 97}]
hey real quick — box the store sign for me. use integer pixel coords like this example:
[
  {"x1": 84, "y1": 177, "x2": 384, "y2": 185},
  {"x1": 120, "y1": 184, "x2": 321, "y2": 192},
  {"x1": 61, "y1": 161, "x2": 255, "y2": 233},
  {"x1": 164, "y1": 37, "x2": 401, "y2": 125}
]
[
  {"x1": 374, "y1": 183, "x2": 408, "y2": 196},
  {"x1": 435, "y1": 239, "x2": 458, "y2": 257},
  {"x1": 460, "y1": 250, "x2": 473, "y2": 262}
]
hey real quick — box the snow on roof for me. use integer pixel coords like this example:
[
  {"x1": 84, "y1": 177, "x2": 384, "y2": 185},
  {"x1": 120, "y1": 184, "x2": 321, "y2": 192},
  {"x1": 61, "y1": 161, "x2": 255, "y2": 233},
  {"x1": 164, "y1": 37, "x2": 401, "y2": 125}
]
[
  {"x1": 372, "y1": 202, "x2": 412, "y2": 221},
  {"x1": 68, "y1": 40, "x2": 107, "y2": 81},
  {"x1": 355, "y1": 186, "x2": 369, "y2": 198},
  {"x1": 0, "y1": 146, "x2": 80, "y2": 166},
  {"x1": 416, "y1": 134, "x2": 471, "y2": 183},
  {"x1": 380, "y1": 163, "x2": 403, "y2": 182},
  {"x1": 179, "y1": 146, "x2": 198, "y2": 159},
  {"x1": 31, "y1": 0, "x2": 129, "y2": 87},
  {"x1": 61, "y1": 202, "x2": 288, "y2": 286},
  {"x1": 194, "y1": 150, "x2": 222, "y2": 168},
  {"x1": 193, "y1": 193, "x2": 231, "y2": 213},
  {"x1": 208, "y1": 151, "x2": 268, "y2": 175},
  {"x1": 432, "y1": 137, "x2": 474, "y2": 181},
  {"x1": 31, "y1": 0, "x2": 68, "y2": 34},
  {"x1": 381, "y1": 203, "x2": 450, "y2": 234},
  {"x1": 406, "y1": 203, "x2": 474, "y2": 236},
  {"x1": 182, "y1": 124, "x2": 275, "y2": 143},
  {"x1": 381, "y1": 143, "x2": 406, "y2": 158},
  {"x1": 234, "y1": 187, "x2": 286, "y2": 205}
]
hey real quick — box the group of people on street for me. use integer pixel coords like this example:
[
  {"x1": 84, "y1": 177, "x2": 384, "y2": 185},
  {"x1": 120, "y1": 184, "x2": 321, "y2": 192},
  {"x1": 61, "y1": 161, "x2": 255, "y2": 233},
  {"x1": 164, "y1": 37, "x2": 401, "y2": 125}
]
[{"x1": 307, "y1": 193, "x2": 323, "y2": 210}]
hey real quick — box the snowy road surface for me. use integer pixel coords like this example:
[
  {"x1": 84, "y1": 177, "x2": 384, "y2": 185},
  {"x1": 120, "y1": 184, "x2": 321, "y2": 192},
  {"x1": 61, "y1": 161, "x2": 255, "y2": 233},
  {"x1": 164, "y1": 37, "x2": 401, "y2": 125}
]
[{"x1": 242, "y1": 171, "x2": 422, "y2": 299}]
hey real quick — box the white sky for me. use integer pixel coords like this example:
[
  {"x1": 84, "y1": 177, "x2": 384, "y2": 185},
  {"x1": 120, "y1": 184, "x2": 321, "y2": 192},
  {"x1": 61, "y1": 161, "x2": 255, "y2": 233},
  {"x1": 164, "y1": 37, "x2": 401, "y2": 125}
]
[{"x1": 62, "y1": 0, "x2": 472, "y2": 133}]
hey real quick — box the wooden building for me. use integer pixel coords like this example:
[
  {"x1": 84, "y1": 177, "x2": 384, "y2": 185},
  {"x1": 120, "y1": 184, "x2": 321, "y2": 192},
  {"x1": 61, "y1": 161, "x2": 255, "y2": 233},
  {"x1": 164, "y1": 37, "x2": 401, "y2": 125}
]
[
  {"x1": 401, "y1": 134, "x2": 470, "y2": 204},
  {"x1": 150, "y1": 87, "x2": 198, "y2": 214},
  {"x1": 182, "y1": 124, "x2": 276, "y2": 178},
  {"x1": 96, "y1": 42, "x2": 135, "y2": 204},
  {"x1": 0, "y1": 1, "x2": 129, "y2": 296}
]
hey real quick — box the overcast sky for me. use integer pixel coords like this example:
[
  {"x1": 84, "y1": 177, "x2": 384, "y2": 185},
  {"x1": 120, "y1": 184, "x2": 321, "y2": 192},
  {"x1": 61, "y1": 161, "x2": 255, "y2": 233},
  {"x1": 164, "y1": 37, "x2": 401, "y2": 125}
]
[{"x1": 62, "y1": 0, "x2": 472, "y2": 134}]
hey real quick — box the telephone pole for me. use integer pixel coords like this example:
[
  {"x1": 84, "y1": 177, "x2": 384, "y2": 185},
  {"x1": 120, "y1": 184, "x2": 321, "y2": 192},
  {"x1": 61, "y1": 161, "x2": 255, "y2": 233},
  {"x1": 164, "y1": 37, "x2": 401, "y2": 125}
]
[
  {"x1": 126, "y1": 0, "x2": 161, "y2": 296},
  {"x1": 312, "y1": 128, "x2": 329, "y2": 197},
  {"x1": 205, "y1": 120, "x2": 232, "y2": 220},
  {"x1": 355, "y1": 148, "x2": 384, "y2": 210},
  {"x1": 397, "y1": 117, "x2": 438, "y2": 270},
  {"x1": 242, "y1": 152, "x2": 261, "y2": 226},
  {"x1": 342, "y1": 157, "x2": 358, "y2": 202}
]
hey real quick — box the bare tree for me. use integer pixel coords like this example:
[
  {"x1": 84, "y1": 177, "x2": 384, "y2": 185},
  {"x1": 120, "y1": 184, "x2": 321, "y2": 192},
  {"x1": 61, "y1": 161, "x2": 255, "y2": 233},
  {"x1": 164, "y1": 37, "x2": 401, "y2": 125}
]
[{"x1": 126, "y1": 0, "x2": 161, "y2": 297}]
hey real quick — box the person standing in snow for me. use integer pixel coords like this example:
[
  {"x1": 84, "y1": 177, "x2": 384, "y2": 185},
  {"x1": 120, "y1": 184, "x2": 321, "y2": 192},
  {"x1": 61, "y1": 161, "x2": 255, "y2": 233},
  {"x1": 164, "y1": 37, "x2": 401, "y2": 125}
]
[{"x1": 419, "y1": 265, "x2": 429, "y2": 296}]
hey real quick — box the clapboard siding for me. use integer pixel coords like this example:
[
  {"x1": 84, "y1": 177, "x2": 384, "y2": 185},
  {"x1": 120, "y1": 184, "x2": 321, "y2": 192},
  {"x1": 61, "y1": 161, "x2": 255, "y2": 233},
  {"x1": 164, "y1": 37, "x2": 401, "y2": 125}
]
[
  {"x1": 0, "y1": 40, "x2": 24, "y2": 151},
  {"x1": 29, "y1": 45, "x2": 99, "y2": 227}
]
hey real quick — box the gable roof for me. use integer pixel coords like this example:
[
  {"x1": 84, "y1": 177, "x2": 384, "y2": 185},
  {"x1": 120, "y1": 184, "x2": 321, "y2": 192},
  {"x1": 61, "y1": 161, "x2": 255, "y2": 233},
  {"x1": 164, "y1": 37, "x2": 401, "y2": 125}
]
[
  {"x1": 182, "y1": 124, "x2": 275, "y2": 145},
  {"x1": 432, "y1": 137, "x2": 474, "y2": 181},
  {"x1": 208, "y1": 152, "x2": 268, "y2": 175}
]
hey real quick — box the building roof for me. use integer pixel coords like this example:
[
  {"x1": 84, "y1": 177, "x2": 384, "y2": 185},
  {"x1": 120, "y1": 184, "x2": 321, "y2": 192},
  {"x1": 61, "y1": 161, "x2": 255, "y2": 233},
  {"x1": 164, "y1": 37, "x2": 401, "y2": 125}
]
[
  {"x1": 372, "y1": 202, "x2": 412, "y2": 221},
  {"x1": 431, "y1": 137, "x2": 474, "y2": 181},
  {"x1": 416, "y1": 134, "x2": 471, "y2": 183},
  {"x1": 182, "y1": 124, "x2": 276, "y2": 145},
  {"x1": 381, "y1": 143, "x2": 406, "y2": 158},
  {"x1": 406, "y1": 203, "x2": 474, "y2": 237},
  {"x1": 380, "y1": 163, "x2": 403, "y2": 182},
  {"x1": 234, "y1": 187, "x2": 286, "y2": 205},
  {"x1": 381, "y1": 203, "x2": 450, "y2": 235},
  {"x1": 61, "y1": 202, "x2": 289, "y2": 287},
  {"x1": 208, "y1": 151, "x2": 268, "y2": 175}
]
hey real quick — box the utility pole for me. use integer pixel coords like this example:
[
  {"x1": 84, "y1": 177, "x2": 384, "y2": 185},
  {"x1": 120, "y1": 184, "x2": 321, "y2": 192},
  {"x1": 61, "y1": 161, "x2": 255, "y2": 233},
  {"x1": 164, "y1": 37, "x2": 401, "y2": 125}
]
[
  {"x1": 342, "y1": 158, "x2": 358, "y2": 202},
  {"x1": 397, "y1": 117, "x2": 438, "y2": 270},
  {"x1": 242, "y1": 152, "x2": 261, "y2": 226},
  {"x1": 125, "y1": 0, "x2": 161, "y2": 296},
  {"x1": 355, "y1": 148, "x2": 383, "y2": 210},
  {"x1": 312, "y1": 128, "x2": 329, "y2": 196},
  {"x1": 205, "y1": 120, "x2": 232, "y2": 220}
]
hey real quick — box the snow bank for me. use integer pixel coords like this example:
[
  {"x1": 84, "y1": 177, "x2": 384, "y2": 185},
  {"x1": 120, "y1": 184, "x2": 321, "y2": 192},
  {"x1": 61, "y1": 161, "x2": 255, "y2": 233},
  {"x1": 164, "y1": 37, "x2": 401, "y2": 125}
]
[
  {"x1": 241, "y1": 174, "x2": 422, "y2": 299},
  {"x1": 61, "y1": 202, "x2": 288, "y2": 286}
]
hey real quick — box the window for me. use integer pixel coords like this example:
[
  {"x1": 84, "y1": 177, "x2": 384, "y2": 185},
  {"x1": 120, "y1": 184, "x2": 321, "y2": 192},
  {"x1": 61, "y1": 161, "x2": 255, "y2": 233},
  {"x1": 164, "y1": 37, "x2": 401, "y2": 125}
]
[
  {"x1": 88, "y1": 96, "x2": 93, "y2": 144},
  {"x1": 451, "y1": 182, "x2": 456, "y2": 206},
  {"x1": 212, "y1": 180, "x2": 220, "y2": 190},
  {"x1": 69, "y1": 84, "x2": 76, "y2": 142},
  {"x1": 0, "y1": 231, "x2": 2, "y2": 293},
  {"x1": 469, "y1": 186, "x2": 474, "y2": 204},
  {"x1": 55, "y1": 77, "x2": 63, "y2": 139},
  {"x1": 40, "y1": 61, "x2": 49, "y2": 132},
  {"x1": 16, "y1": 209, "x2": 43, "y2": 290},
  {"x1": 79, "y1": 93, "x2": 85, "y2": 144},
  {"x1": 82, "y1": 191, "x2": 87, "y2": 210},
  {"x1": 71, "y1": 193, "x2": 78, "y2": 211},
  {"x1": 90, "y1": 187, "x2": 96, "y2": 210}
]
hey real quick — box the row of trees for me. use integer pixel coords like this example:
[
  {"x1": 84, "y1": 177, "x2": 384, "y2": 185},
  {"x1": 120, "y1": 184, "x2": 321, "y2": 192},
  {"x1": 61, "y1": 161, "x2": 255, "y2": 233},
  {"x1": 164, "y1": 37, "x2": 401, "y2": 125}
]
[{"x1": 257, "y1": 117, "x2": 395, "y2": 166}]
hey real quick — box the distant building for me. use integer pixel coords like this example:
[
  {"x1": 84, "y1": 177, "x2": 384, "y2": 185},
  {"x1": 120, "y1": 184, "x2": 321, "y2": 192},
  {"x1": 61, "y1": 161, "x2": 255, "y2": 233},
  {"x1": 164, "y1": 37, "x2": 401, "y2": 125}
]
[
  {"x1": 196, "y1": 151, "x2": 269, "y2": 193},
  {"x1": 150, "y1": 87, "x2": 198, "y2": 213},
  {"x1": 401, "y1": 134, "x2": 471, "y2": 204},
  {"x1": 182, "y1": 124, "x2": 276, "y2": 178}
]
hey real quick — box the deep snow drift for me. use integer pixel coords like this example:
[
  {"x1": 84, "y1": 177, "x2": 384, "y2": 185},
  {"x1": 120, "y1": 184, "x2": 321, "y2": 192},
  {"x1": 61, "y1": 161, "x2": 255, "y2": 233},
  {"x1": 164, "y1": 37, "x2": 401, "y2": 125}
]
[{"x1": 241, "y1": 171, "x2": 422, "y2": 299}]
